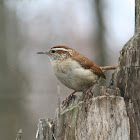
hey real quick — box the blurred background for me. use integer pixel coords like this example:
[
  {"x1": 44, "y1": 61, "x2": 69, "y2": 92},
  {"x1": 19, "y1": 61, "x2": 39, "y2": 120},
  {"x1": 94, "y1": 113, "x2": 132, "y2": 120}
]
[{"x1": 0, "y1": 0, "x2": 134, "y2": 139}]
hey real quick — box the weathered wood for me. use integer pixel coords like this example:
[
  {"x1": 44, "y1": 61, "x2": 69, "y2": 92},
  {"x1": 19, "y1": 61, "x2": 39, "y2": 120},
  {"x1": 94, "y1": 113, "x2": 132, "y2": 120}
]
[
  {"x1": 59, "y1": 96, "x2": 129, "y2": 140},
  {"x1": 100, "y1": 86, "x2": 121, "y2": 96},
  {"x1": 113, "y1": 1, "x2": 140, "y2": 138},
  {"x1": 37, "y1": 93, "x2": 130, "y2": 140},
  {"x1": 135, "y1": 0, "x2": 140, "y2": 33},
  {"x1": 113, "y1": 33, "x2": 140, "y2": 140},
  {"x1": 36, "y1": 118, "x2": 55, "y2": 140}
]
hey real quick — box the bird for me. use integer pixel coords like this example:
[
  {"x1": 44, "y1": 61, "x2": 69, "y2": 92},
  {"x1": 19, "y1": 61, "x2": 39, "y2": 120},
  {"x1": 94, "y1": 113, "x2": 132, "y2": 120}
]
[{"x1": 37, "y1": 45, "x2": 117, "y2": 104}]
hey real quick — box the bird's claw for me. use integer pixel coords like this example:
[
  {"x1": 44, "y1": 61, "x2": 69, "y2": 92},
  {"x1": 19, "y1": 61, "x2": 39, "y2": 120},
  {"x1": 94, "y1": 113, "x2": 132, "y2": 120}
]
[
  {"x1": 62, "y1": 93, "x2": 76, "y2": 106},
  {"x1": 84, "y1": 87, "x2": 93, "y2": 96}
]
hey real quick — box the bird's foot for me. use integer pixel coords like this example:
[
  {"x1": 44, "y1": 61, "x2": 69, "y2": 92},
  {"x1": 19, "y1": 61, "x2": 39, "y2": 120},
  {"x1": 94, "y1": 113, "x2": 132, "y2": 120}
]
[
  {"x1": 62, "y1": 91, "x2": 76, "y2": 105},
  {"x1": 84, "y1": 86, "x2": 93, "y2": 96}
]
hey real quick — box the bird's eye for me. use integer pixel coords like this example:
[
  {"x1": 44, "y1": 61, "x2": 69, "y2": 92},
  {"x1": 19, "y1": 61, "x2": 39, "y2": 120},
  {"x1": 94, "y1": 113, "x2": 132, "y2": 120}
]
[{"x1": 52, "y1": 50, "x2": 55, "y2": 53}]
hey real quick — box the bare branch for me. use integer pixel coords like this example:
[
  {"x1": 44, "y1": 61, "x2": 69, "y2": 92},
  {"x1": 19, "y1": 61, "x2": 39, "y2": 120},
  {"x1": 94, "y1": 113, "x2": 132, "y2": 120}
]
[{"x1": 16, "y1": 129, "x2": 22, "y2": 140}]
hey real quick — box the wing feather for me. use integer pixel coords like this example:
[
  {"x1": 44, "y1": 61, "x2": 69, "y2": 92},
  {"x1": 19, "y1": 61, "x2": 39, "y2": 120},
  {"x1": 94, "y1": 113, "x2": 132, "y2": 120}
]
[{"x1": 72, "y1": 54, "x2": 106, "y2": 79}]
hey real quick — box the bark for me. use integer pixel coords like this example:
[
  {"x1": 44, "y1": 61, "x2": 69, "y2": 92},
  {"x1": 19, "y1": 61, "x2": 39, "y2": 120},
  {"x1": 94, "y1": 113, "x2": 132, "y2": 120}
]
[
  {"x1": 36, "y1": 118, "x2": 55, "y2": 140},
  {"x1": 36, "y1": 92, "x2": 130, "y2": 140},
  {"x1": 113, "y1": 33, "x2": 140, "y2": 140},
  {"x1": 135, "y1": 0, "x2": 140, "y2": 33},
  {"x1": 112, "y1": 1, "x2": 140, "y2": 139}
]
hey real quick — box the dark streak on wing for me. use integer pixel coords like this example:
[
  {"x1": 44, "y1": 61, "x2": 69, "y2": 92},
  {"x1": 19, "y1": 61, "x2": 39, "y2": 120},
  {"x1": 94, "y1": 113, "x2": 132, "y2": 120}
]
[{"x1": 72, "y1": 54, "x2": 106, "y2": 79}]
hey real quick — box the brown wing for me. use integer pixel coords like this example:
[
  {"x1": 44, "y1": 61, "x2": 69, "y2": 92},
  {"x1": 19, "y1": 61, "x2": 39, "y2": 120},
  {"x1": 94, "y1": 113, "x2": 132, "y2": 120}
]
[{"x1": 72, "y1": 54, "x2": 106, "y2": 79}]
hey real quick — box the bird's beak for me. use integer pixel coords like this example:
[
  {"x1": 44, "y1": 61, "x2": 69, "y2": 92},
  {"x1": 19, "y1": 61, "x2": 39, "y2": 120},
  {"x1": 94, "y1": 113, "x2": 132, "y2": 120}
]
[{"x1": 37, "y1": 52, "x2": 49, "y2": 55}]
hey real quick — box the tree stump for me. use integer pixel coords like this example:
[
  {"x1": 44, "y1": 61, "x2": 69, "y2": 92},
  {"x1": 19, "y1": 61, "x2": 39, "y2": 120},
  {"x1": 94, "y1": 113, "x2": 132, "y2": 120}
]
[{"x1": 36, "y1": 91, "x2": 130, "y2": 140}]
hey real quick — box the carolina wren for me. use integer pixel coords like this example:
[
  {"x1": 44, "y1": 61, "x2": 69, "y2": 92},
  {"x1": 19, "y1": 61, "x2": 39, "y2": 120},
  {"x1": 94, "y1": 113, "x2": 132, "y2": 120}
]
[{"x1": 37, "y1": 46, "x2": 117, "y2": 98}]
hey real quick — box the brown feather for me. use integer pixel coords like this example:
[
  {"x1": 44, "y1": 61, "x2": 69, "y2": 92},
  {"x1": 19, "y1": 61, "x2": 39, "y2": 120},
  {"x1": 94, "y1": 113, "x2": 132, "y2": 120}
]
[
  {"x1": 100, "y1": 66, "x2": 118, "y2": 70},
  {"x1": 72, "y1": 54, "x2": 106, "y2": 79},
  {"x1": 52, "y1": 45, "x2": 73, "y2": 50},
  {"x1": 56, "y1": 50, "x2": 72, "y2": 57}
]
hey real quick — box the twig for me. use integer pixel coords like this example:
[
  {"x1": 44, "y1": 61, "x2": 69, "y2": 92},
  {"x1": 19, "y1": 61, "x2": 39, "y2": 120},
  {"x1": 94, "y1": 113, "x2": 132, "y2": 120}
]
[
  {"x1": 57, "y1": 82, "x2": 61, "y2": 140},
  {"x1": 16, "y1": 129, "x2": 22, "y2": 140}
]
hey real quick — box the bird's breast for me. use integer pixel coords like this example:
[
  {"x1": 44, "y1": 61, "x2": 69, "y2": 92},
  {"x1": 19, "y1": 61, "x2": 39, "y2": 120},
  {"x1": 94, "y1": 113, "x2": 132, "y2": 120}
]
[{"x1": 51, "y1": 59, "x2": 100, "y2": 91}]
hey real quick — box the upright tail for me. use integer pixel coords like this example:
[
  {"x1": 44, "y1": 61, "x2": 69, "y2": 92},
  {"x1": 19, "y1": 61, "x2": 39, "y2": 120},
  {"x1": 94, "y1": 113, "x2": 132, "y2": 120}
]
[{"x1": 100, "y1": 66, "x2": 118, "y2": 71}]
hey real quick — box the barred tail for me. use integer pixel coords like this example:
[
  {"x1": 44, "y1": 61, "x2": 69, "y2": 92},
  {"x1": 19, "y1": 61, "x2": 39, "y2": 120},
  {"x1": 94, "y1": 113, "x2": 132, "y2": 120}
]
[{"x1": 100, "y1": 66, "x2": 118, "y2": 70}]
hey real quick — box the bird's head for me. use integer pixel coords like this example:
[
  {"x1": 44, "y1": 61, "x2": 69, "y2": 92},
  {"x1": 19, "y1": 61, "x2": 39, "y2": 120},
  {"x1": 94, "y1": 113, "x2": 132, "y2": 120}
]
[{"x1": 37, "y1": 45, "x2": 77, "y2": 62}]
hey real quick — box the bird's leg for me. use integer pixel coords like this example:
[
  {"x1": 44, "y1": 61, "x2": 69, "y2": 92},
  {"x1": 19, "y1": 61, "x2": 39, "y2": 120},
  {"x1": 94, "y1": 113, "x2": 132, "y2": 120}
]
[
  {"x1": 84, "y1": 86, "x2": 93, "y2": 95},
  {"x1": 62, "y1": 91, "x2": 77, "y2": 105}
]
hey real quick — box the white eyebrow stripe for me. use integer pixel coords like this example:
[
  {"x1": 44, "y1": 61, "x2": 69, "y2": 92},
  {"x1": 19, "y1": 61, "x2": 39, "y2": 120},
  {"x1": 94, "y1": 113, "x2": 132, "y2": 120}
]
[{"x1": 52, "y1": 48, "x2": 69, "y2": 52}]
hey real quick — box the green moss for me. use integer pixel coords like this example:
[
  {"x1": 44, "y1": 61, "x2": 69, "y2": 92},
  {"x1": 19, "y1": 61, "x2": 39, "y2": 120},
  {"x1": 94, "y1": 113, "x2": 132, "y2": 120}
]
[{"x1": 60, "y1": 101, "x2": 84, "y2": 115}]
